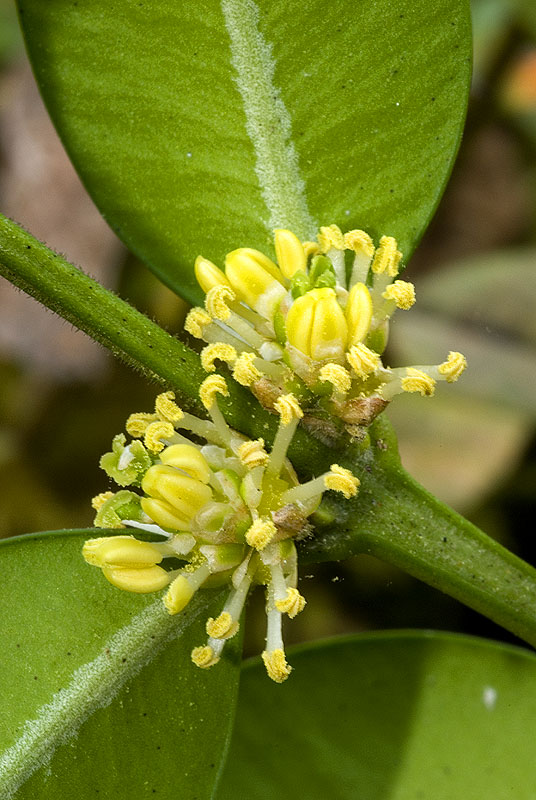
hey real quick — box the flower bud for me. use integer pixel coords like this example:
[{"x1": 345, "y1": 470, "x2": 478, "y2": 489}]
[
  {"x1": 286, "y1": 288, "x2": 347, "y2": 362},
  {"x1": 274, "y1": 229, "x2": 306, "y2": 279},
  {"x1": 346, "y1": 282, "x2": 373, "y2": 346},
  {"x1": 83, "y1": 535, "x2": 163, "y2": 568},
  {"x1": 141, "y1": 465, "x2": 213, "y2": 529},
  {"x1": 160, "y1": 444, "x2": 211, "y2": 483},
  {"x1": 102, "y1": 564, "x2": 170, "y2": 594},
  {"x1": 225, "y1": 248, "x2": 286, "y2": 318},
  {"x1": 194, "y1": 256, "x2": 231, "y2": 293}
]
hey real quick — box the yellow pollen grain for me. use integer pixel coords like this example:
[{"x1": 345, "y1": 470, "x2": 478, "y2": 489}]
[
  {"x1": 274, "y1": 393, "x2": 303, "y2": 426},
  {"x1": 262, "y1": 648, "x2": 292, "y2": 683},
  {"x1": 324, "y1": 464, "x2": 360, "y2": 499},
  {"x1": 319, "y1": 363, "x2": 352, "y2": 394},
  {"x1": 191, "y1": 645, "x2": 220, "y2": 669},
  {"x1": 382, "y1": 280, "x2": 415, "y2": 310},
  {"x1": 200, "y1": 375, "x2": 229, "y2": 410},
  {"x1": 232, "y1": 352, "x2": 262, "y2": 386},
  {"x1": 371, "y1": 236, "x2": 402, "y2": 277},
  {"x1": 184, "y1": 307, "x2": 212, "y2": 339},
  {"x1": 206, "y1": 612, "x2": 239, "y2": 639},
  {"x1": 155, "y1": 391, "x2": 184, "y2": 424},
  {"x1": 245, "y1": 518, "x2": 276, "y2": 550},
  {"x1": 125, "y1": 412, "x2": 159, "y2": 438},
  {"x1": 238, "y1": 438, "x2": 268, "y2": 468},
  {"x1": 343, "y1": 229, "x2": 374, "y2": 257},
  {"x1": 318, "y1": 224, "x2": 344, "y2": 252},
  {"x1": 144, "y1": 421, "x2": 176, "y2": 453},
  {"x1": 346, "y1": 343, "x2": 381, "y2": 379},
  {"x1": 438, "y1": 351, "x2": 467, "y2": 382},
  {"x1": 275, "y1": 587, "x2": 306, "y2": 618},
  {"x1": 91, "y1": 491, "x2": 114, "y2": 511},
  {"x1": 401, "y1": 368, "x2": 436, "y2": 396},
  {"x1": 201, "y1": 343, "x2": 237, "y2": 373},
  {"x1": 205, "y1": 285, "x2": 235, "y2": 321}
]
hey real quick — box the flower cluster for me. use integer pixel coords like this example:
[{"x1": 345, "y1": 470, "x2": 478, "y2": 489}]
[
  {"x1": 84, "y1": 384, "x2": 359, "y2": 682},
  {"x1": 186, "y1": 225, "x2": 466, "y2": 437}
]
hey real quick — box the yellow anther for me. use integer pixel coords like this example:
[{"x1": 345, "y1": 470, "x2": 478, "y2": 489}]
[
  {"x1": 125, "y1": 412, "x2": 158, "y2": 438},
  {"x1": 206, "y1": 612, "x2": 239, "y2": 639},
  {"x1": 142, "y1": 464, "x2": 212, "y2": 528},
  {"x1": 191, "y1": 645, "x2": 220, "y2": 669},
  {"x1": 144, "y1": 421, "x2": 176, "y2": 453},
  {"x1": 194, "y1": 255, "x2": 231, "y2": 294},
  {"x1": 286, "y1": 287, "x2": 348, "y2": 361},
  {"x1": 245, "y1": 518, "x2": 277, "y2": 550},
  {"x1": 262, "y1": 648, "x2": 292, "y2": 683},
  {"x1": 371, "y1": 236, "x2": 402, "y2": 277},
  {"x1": 205, "y1": 285, "x2": 235, "y2": 321},
  {"x1": 318, "y1": 224, "x2": 344, "y2": 252},
  {"x1": 438, "y1": 351, "x2": 467, "y2": 383},
  {"x1": 274, "y1": 393, "x2": 303, "y2": 426},
  {"x1": 344, "y1": 229, "x2": 374, "y2": 258},
  {"x1": 275, "y1": 587, "x2": 306, "y2": 618},
  {"x1": 274, "y1": 228, "x2": 306, "y2": 279},
  {"x1": 382, "y1": 280, "x2": 415, "y2": 310},
  {"x1": 238, "y1": 438, "x2": 269, "y2": 469},
  {"x1": 319, "y1": 363, "x2": 352, "y2": 394},
  {"x1": 164, "y1": 574, "x2": 195, "y2": 614},
  {"x1": 401, "y1": 368, "x2": 436, "y2": 396},
  {"x1": 184, "y1": 307, "x2": 212, "y2": 339},
  {"x1": 345, "y1": 282, "x2": 373, "y2": 346},
  {"x1": 324, "y1": 464, "x2": 360, "y2": 499},
  {"x1": 201, "y1": 343, "x2": 237, "y2": 373},
  {"x1": 225, "y1": 248, "x2": 285, "y2": 314},
  {"x1": 346, "y1": 343, "x2": 381, "y2": 379},
  {"x1": 200, "y1": 374, "x2": 229, "y2": 410},
  {"x1": 160, "y1": 444, "x2": 211, "y2": 483},
  {"x1": 102, "y1": 564, "x2": 170, "y2": 594},
  {"x1": 232, "y1": 352, "x2": 262, "y2": 386},
  {"x1": 302, "y1": 241, "x2": 320, "y2": 260},
  {"x1": 155, "y1": 391, "x2": 184, "y2": 424},
  {"x1": 91, "y1": 491, "x2": 114, "y2": 511},
  {"x1": 83, "y1": 535, "x2": 163, "y2": 568}
]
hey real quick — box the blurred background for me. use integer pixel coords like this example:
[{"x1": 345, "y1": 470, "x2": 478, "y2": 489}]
[{"x1": 0, "y1": 0, "x2": 534, "y2": 654}]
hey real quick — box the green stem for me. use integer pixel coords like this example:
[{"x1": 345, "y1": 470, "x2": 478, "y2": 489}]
[{"x1": 2, "y1": 213, "x2": 536, "y2": 648}]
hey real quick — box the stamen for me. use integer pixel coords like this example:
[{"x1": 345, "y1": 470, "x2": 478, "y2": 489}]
[
  {"x1": 318, "y1": 224, "x2": 345, "y2": 253},
  {"x1": 371, "y1": 236, "x2": 402, "y2": 277},
  {"x1": 206, "y1": 611, "x2": 239, "y2": 640},
  {"x1": 438, "y1": 351, "x2": 467, "y2": 382},
  {"x1": 144, "y1": 421, "x2": 176, "y2": 453},
  {"x1": 164, "y1": 562, "x2": 211, "y2": 615},
  {"x1": 344, "y1": 229, "x2": 374, "y2": 286},
  {"x1": 155, "y1": 391, "x2": 184, "y2": 424},
  {"x1": 266, "y1": 394, "x2": 303, "y2": 478},
  {"x1": 125, "y1": 412, "x2": 159, "y2": 438},
  {"x1": 238, "y1": 438, "x2": 269, "y2": 469},
  {"x1": 382, "y1": 280, "x2": 416, "y2": 310},
  {"x1": 201, "y1": 342, "x2": 238, "y2": 373},
  {"x1": 324, "y1": 464, "x2": 360, "y2": 498},
  {"x1": 346, "y1": 343, "x2": 381, "y2": 379},
  {"x1": 200, "y1": 375, "x2": 233, "y2": 447},
  {"x1": 319, "y1": 363, "x2": 352, "y2": 395},
  {"x1": 91, "y1": 491, "x2": 114, "y2": 511},
  {"x1": 401, "y1": 367, "x2": 436, "y2": 396},
  {"x1": 191, "y1": 644, "x2": 220, "y2": 668},
  {"x1": 275, "y1": 587, "x2": 306, "y2": 618},
  {"x1": 205, "y1": 285, "x2": 235, "y2": 321},
  {"x1": 263, "y1": 585, "x2": 291, "y2": 683},
  {"x1": 184, "y1": 307, "x2": 212, "y2": 339},
  {"x1": 245, "y1": 518, "x2": 276, "y2": 550},
  {"x1": 232, "y1": 352, "x2": 262, "y2": 386}
]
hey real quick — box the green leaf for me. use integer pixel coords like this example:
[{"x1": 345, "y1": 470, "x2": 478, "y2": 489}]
[
  {"x1": 17, "y1": 0, "x2": 471, "y2": 302},
  {"x1": 217, "y1": 632, "x2": 536, "y2": 799},
  {"x1": 0, "y1": 531, "x2": 240, "y2": 800}
]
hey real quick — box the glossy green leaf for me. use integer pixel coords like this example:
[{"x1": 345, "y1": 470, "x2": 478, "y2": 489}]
[
  {"x1": 18, "y1": 0, "x2": 471, "y2": 303},
  {"x1": 0, "y1": 531, "x2": 240, "y2": 800},
  {"x1": 217, "y1": 632, "x2": 536, "y2": 799}
]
